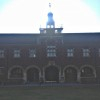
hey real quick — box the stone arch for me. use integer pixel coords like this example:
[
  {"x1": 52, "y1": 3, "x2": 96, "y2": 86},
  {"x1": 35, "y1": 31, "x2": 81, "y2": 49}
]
[
  {"x1": 80, "y1": 65, "x2": 96, "y2": 83},
  {"x1": 25, "y1": 65, "x2": 41, "y2": 83},
  {"x1": 44, "y1": 64, "x2": 60, "y2": 82},
  {"x1": 80, "y1": 65, "x2": 96, "y2": 77},
  {"x1": 63, "y1": 65, "x2": 78, "y2": 83},
  {"x1": 8, "y1": 65, "x2": 24, "y2": 79}
]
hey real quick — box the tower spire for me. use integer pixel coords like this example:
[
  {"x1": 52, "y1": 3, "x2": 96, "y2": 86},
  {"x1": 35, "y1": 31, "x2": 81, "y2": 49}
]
[
  {"x1": 46, "y1": 3, "x2": 55, "y2": 28},
  {"x1": 39, "y1": 3, "x2": 63, "y2": 34}
]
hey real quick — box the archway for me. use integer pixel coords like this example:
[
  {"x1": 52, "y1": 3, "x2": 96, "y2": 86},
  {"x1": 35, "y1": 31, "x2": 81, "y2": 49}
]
[
  {"x1": 27, "y1": 67, "x2": 39, "y2": 83},
  {"x1": 10, "y1": 67, "x2": 23, "y2": 79},
  {"x1": 64, "y1": 67, "x2": 77, "y2": 83},
  {"x1": 8, "y1": 67, "x2": 24, "y2": 84},
  {"x1": 45, "y1": 65, "x2": 59, "y2": 82},
  {"x1": 80, "y1": 66, "x2": 95, "y2": 83}
]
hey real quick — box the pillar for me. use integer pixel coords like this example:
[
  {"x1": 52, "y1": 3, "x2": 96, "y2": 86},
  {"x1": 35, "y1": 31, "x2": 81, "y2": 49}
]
[{"x1": 77, "y1": 71, "x2": 81, "y2": 83}]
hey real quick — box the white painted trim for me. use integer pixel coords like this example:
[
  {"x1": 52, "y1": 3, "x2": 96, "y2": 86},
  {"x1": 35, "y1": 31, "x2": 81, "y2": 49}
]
[
  {"x1": 8, "y1": 65, "x2": 24, "y2": 79},
  {"x1": 80, "y1": 65, "x2": 96, "y2": 78},
  {"x1": 43, "y1": 63, "x2": 61, "y2": 82},
  {"x1": 25, "y1": 65, "x2": 41, "y2": 82}
]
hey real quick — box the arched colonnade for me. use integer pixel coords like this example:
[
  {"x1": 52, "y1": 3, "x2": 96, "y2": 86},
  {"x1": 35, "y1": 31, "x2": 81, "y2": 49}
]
[{"x1": 8, "y1": 65, "x2": 96, "y2": 83}]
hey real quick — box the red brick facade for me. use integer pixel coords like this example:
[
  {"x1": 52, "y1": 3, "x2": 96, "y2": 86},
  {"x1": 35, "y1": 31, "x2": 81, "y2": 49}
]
[{"x1": 0, "y1": 33, "x2": 100, "y2": 84}]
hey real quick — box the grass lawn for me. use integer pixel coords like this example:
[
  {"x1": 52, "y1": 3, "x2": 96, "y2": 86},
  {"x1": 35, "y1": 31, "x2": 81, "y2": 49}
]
[{"x1": 0, "y1": 85, "x2": 100, "y2": 100}]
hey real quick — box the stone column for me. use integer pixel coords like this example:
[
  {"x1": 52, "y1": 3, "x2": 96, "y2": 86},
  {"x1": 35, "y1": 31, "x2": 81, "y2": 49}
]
[
  {"x1": 23, "y1": 72, "x2": 27, "y2": 83},
  {"x1": 60, "y1": 76, "x2": 64, "y2": 83},
  {"x1": 8, "y1": 72, "x2": 10, "y2": 79},
  {"x1": 77, "y1": 71, "x2": 81, "y2": 83}
]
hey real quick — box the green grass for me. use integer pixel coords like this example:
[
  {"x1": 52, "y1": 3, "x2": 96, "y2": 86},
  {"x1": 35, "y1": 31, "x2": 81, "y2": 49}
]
[{"x1": 0, "y1": 85, "x2": 100, "y2": 100}]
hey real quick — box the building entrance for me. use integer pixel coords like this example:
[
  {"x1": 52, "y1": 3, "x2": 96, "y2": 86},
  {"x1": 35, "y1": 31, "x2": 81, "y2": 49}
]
[
  {"x1": 45, "y1": 66, "x2": 59, "y2": 82},
  {"x1": 64, "y1": 67, "x2": 77, "y2": 83},
  {"x1": 27, "y1": 68, "x2": 39, "y2": 83},
  {"x1": 80, "y1": 67, "x2": 95, "y2": 83}
]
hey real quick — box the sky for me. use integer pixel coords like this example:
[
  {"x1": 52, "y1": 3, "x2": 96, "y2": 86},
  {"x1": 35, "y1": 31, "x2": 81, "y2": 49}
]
[{"x1": 0, "y1": 0, "x2": 100, "y2": 33}]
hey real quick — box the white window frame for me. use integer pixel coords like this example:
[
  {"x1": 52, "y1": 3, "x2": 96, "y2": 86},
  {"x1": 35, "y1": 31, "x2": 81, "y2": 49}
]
[
  {"x1": 14, "y1": 49, "x2": 20, "y2": 58},
  {"x1": 29, "y1": 49, "x2": 36, "y2": 58},
  {"x1": 67, "y1": 48, "x2": 74, "y2": 57},
  {"x1": 99, "y1": 48, "x2": 100, "y2": 57},
  {"x1": 0, "y1": 49, "x2": 4, "y2": 58},
  {"x1": 47, "y1": 46, "x2": 56, "y2": 57},
  {"x1": 83, "y1": 48, "x2": 90, "y2": 57}
]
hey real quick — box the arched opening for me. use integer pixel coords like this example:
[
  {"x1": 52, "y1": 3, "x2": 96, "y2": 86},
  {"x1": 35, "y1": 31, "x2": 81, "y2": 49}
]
[
  {"x1": 45, "y1": 66, "x2": 59, "y2": 82},
  {"x1": 64, "y1": 67, "x2": 77, "y2": 83},
  {"x1": 81, "y1": 67, "x2": 94, "y2": 77},
  {"x1": 27, "y1": 67, "x2": 39, "y2": 83},
  {"x1": 80, "y1": 67, "x2": 95, "y2": 83},
  {"x1": 9, "y1": 67, "x2": 24, "y2": 84},
  {"x1": 10, "y1": 67, "x2": 23, "y2": 79}
]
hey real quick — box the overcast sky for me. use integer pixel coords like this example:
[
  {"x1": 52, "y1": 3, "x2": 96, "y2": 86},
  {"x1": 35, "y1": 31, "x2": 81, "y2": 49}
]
[{"x1": 0, "y1": 0, "x2": 100, "y2": 33}]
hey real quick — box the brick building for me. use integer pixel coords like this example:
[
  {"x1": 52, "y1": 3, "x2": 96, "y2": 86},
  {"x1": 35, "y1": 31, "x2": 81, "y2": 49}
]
[{"x1": 0, "y1": 7, "x2": 100, "y2": 84}]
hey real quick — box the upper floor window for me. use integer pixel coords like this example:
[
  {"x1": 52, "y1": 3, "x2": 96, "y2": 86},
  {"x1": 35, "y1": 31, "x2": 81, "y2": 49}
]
[
  {"x1": 0, "y1": 49, "x2": 4, "y2": 58},
  {"x1": 0, "y1": 67, "x2": 4, "y2": 74},
  {"x1": 29, "y1": 49, "x2": 36, "y2": 58},
  {"x1": 99, "y1": 49, "x2": 100, "y2": 57},
  {"x1": 83, "y1": 49, "x2": 90, "y2": 57},
  {"x1": 67, "y1": 48, "x2": 74, "y2": 57},
  {"x1": 47, "y1": 46, "x2": 56, "y2": 57},
  {"x1": 14, "y1": 49, "x2": 20, "y2": 58}
]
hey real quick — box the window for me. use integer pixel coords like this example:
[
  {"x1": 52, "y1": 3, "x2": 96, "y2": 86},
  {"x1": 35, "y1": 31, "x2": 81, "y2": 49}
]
[
  {"x1": 99, "y1": 49, "x2": 100, "y2": 57},
  {"x1": 67, "y1": 49, "x2": 74, "y2": 57},
  {"x1": 51, "y1": 25, "x2": 54, "y2": 28},
  {"x1": 14, "y1": 49, "x2": 20, "y2": 58},
  {"x1": 47, "y1": 25, "x2": 50, "y2": 28},
  {"x1": 83, "y1": 49, "x2": 90, "y2": 57},
  {"x1": 0, "y1": 50, "x2": 4, "y2": 58},
  {"x1": 29, "y1": 49, "x2": 36, "y2": 58},
  {"x1": 10, "y1": 68, "x2": 23, "y2": 78},
  {"x1": 47, "y1": 46, "x2": 56, "y2": 57},
  {"x1": 0, "y1": 67, "x2": 4, "y2": 74},
  {"x1": 81, "y1": 67, "x2": 94, "y2": 77}
]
